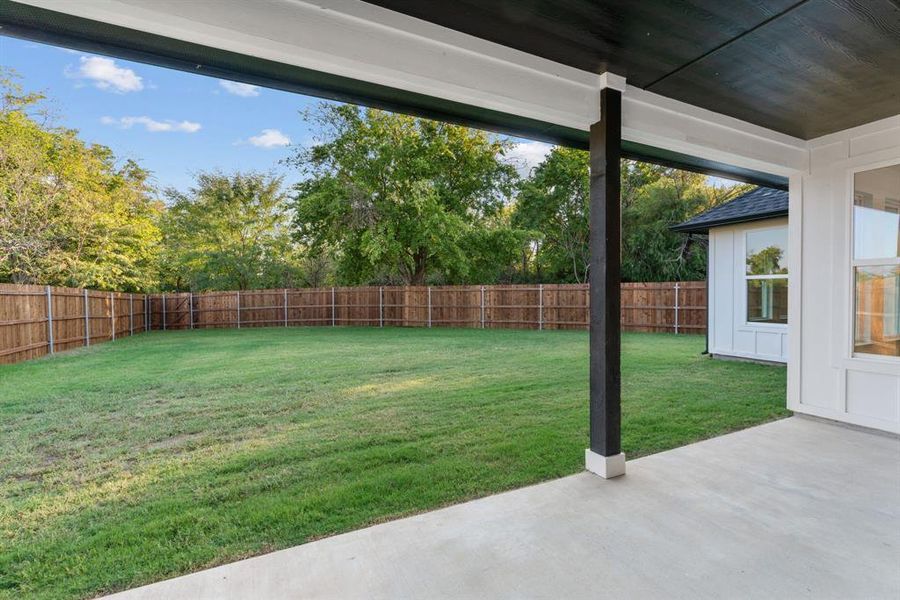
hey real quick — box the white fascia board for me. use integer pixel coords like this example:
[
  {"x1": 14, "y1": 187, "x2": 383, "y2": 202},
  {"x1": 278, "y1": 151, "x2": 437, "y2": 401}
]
[
  {"x1": 17, "y1": 0, "x2": 809, "y2": 175},
  {"x1": 17, "y1": 0, "x2": 600, "y2": 130},
  {"x1": 622, "y1": 86, "x2": 808, "y2": 176}
]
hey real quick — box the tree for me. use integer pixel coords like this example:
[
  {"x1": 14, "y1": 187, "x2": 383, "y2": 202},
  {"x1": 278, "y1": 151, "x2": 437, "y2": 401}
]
[
  {"x1": 0, "y1": 70, "x2": 162, "y2": 291},
  {"x1": 288, "y1": 104, "x2": 526, "y2": 285},
  {"x1": 621, "y1": 171, "x2": 749, "y2": 281},
  {"x1": 512, "y1": 147, "x2": 749, "y2": 282},
  {"x1": 513, "y1": 147, "x2": 592, "y2": 282},
  {"x1": 158, "y1": 171, "x2": 302, "y2": 290}
]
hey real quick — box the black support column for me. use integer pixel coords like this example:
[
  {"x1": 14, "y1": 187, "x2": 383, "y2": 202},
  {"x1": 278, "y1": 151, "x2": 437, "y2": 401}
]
[{"x1": 585, "y1": 86, "x2": 625, "y2": 478}]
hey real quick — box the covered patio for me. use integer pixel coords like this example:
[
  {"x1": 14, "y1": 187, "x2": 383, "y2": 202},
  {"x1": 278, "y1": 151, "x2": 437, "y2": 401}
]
[
  {"x1": 2, "y1": 0, "x2": 898, "y2": 597},
  {"x1": 107, "y1": 416, "x2": 900, "y2": 599}
]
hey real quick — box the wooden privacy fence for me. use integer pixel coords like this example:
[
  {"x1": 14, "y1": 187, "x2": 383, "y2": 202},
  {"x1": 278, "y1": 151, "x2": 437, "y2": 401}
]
[
  {"x1": 0, "y1": 283, "x2": 149, "y2": 365},
  {"x1": 148, "y1": 282, "x2": 706, "y2": 334},
  {"x1": 0, "y1": 281, "x2": 705, "y2": 365}
]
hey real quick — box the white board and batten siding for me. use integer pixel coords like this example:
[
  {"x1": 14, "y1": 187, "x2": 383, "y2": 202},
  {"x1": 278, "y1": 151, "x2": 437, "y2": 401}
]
[
  {"x1": 792, "y1": 115, "x2": 900, "y2": 434},
  {"x1": 709, "y1": 217, "x2": 789, "y2": 364}
]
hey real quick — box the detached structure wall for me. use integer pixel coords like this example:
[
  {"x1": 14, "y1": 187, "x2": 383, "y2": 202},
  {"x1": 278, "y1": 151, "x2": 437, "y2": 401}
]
[{"x1": 674, "y1": 188, "x2": 789, "y2": 364}]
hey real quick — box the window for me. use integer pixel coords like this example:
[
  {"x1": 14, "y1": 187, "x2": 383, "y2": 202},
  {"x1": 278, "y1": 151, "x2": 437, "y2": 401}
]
[
  {"x1": 746, "y1": 226, "x2": 788, "y2": 324},
  {"x1": 853, "y1": 164, "x2": 900, "y2": 358}
]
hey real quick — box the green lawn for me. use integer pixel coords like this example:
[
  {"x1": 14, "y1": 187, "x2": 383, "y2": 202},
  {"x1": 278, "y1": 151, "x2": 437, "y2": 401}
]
[{"x1": 0, "y1": 328, "x2": 788, "y2": 599}]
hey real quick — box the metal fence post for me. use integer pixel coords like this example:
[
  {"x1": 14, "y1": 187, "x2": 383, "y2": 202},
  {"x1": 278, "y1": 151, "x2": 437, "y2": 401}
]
[
  {"x1": 331, "y1": 287, "x2": 336, "y2": 327},
  {"x1": 83, "y1": 289, "x2": 90, "y2": 346},
  {"x1": 480, "y1": 285, "x2": 485, "y2": 329},
  {"x1": 129, "y1": 293, "x2": 134, "y2": 335},
  {"x1": 538, "y1": 284, "x2": 544, "y2": 331},
  {"x1": 162, "y1": 293, "x2": 167, "y2": 331},
  {"x1": 427, "y1": 286, "x2": 432, "y2": 328},
  {"x1": 674, "y1": 282, "x2": 680, "y2": 335},
  {"x1": 110, "y1": 292, "x2": 115, "y2": 340},
  {"x1": 379, "y1": 286, "x2": 384, "y2": 328},
  {"x1": 236, "y1": 291, "x2": 241, "y2": 328},
  {"x1": 45, "y1": 285, "x2": 54, "y2": 354},
  {"x1": 189, "y1": 292, "x2": 194, "y2": 329},
  {"x1": 284, "y1": 288, "x2": 288, "y2": 327}
]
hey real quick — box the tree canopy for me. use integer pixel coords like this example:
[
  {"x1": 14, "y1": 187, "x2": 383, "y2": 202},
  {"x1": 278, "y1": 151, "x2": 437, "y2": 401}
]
[
  {"x1": 512, "y1": 147, "x2": 749, "y2": 283},
  {"x1": 158, "y1": 172, "x2": 302, "y2": 291},
  {"x1": 0, "y1": 72, "x2": 754, "y2": 292},
  {"x1": 288, "y1": 104, "x2": 527, "y2": 285},
  {"x1": 0, "y1": 71, "x2": 162, "y2": 291}
]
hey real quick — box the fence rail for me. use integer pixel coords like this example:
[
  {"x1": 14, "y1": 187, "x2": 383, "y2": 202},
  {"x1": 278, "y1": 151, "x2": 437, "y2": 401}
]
[{"x1": 0, "y1": 281, "x2": 705, "y2": 365}]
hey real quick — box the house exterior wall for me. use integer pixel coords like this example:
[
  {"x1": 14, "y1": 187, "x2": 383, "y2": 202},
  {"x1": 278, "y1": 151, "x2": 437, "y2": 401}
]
[
  {"x1": 791, "y1": 115, "x2": 900, "y2": 434},
  {"x1": 709, "y1": 218, "x2": 789, "y2": 364}
]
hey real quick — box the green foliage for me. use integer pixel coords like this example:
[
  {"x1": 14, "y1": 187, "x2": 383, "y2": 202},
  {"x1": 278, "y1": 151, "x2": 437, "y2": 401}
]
[
  {"x1": 622, "y1": 170, "x2": 749, "y2": 281},
  {"x1": 288, "y1": 104, "x2": 526, "y2": 284},
  {"x1": 0, "y1": 70, "x2": 756, "y2": 291},
  {"x1": 513, "y1": 147, "x2": 591, "y2": 282},
  {"x1": 0, "y1": 71, "x2": 162, "y2": 291},
  {"x1": 513, "y1": 147, "x2": 750, "y2": 282},
  {"x1": 158, "y1": 172, "x2": 302, "y2": 291}
]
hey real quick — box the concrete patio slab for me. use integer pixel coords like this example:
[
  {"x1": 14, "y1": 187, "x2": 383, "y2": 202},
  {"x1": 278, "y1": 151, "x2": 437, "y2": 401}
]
[{"x1": 107, "y1": 417, "x2": 900, "y2": 599}]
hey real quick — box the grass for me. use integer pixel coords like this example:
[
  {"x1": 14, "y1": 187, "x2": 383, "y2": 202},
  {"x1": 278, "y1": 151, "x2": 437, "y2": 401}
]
[{"x1": 0, "y1": 327, "x2": 788, "y2": 599}]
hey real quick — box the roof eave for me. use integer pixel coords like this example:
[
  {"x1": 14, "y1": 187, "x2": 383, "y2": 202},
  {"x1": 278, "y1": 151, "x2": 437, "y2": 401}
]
[{"x1": 670, "y1": 210, "x2": 789, "y2": 234}]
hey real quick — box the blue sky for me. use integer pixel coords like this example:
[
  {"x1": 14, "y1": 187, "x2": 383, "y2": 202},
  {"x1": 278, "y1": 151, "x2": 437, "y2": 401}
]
[
  {"x1": 0, "y1": 36, "x2": 333, "y2": 192},
  {"x1": 0, "y1": 36, "x2": 555, "y2": 195}
]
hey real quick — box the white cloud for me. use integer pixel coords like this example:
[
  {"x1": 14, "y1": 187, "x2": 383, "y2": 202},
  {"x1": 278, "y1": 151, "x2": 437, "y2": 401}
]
[
  {"x1": 506, "y1": 141, "x2": 554, "y2": 177},
  {"x1": 247, "y1": 128, "x2": 291, "y2": 148},
  {"x1": 101, "y1": 116, "x2": 201, "y2": 133},
  {"x1": 68, "y1": 56, "x2": 143, "y2": 93},
  {"x1": 219, "y1": 80, "x2": 261, "y2": 97}
]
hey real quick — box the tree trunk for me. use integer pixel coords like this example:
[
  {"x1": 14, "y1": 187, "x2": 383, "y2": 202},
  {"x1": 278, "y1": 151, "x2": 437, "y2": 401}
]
[{"x1": 408, "y1": 249, "x2": 428, "y2": 285}]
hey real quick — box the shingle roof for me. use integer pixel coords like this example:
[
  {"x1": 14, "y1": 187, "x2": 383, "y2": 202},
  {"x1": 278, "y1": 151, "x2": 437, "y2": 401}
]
[{"x1": 671, "y1": 187, "x2": 788, "y2": 234}]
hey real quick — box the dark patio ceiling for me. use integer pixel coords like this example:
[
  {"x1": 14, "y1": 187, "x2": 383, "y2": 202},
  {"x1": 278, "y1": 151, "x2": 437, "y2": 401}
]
[{"x1": 366, "y1": 0, "x2": 900, "y2": 140}]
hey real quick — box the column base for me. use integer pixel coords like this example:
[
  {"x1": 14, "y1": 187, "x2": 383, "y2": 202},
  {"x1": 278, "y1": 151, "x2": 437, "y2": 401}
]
[{"x1": 585, "y1": 449, "x2": 626, "y2": 479}]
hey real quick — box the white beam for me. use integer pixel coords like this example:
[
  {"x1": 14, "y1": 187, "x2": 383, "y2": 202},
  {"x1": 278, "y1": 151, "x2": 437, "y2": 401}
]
[
  {"x1": 15, "y1": 0, "x2": 599, "y2": 130},
  {"x1": 14, "y1": 0, "x2": 808, "y2": 176},
  {"x1": 622, "y1": 86, "x2": 809, "y2": 176}
]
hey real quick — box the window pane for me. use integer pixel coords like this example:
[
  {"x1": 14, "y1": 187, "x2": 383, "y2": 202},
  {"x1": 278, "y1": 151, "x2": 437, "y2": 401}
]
[
  {"x1": 746, "y1": 227, "x2": 788, "y2": 275},
  {"x1": 747, "y1": 279, "x2": 788, "y2": 324},
  {"x1": 854, "y1": 265, "x2": 900, "y2": 357},
  {"x1": 854, "y1": 164, "x2": 900, "y2": 260}
]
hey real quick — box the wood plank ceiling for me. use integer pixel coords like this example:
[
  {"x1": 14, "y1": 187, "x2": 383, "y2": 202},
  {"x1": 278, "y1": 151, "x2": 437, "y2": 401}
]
[{"x1": 365, "y1": 0, "x2": 900, "y2": 139}]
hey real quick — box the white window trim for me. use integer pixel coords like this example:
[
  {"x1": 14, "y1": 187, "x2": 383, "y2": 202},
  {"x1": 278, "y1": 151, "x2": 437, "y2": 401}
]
[
  {"x1": 846, "y1": 158, "x2": 900, "y2": 362},
  {"x1": 743, "y1": 224, "x2": 789, "y2": 328}
]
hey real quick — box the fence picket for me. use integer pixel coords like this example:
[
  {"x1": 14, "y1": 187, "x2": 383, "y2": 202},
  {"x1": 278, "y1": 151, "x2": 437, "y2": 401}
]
[
  {"x1": 45, "y1": 286, "x2": 54, "y2": 354},
  {"x1": 83, "y1": 289, "x2": 90, "y2": 346}
]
